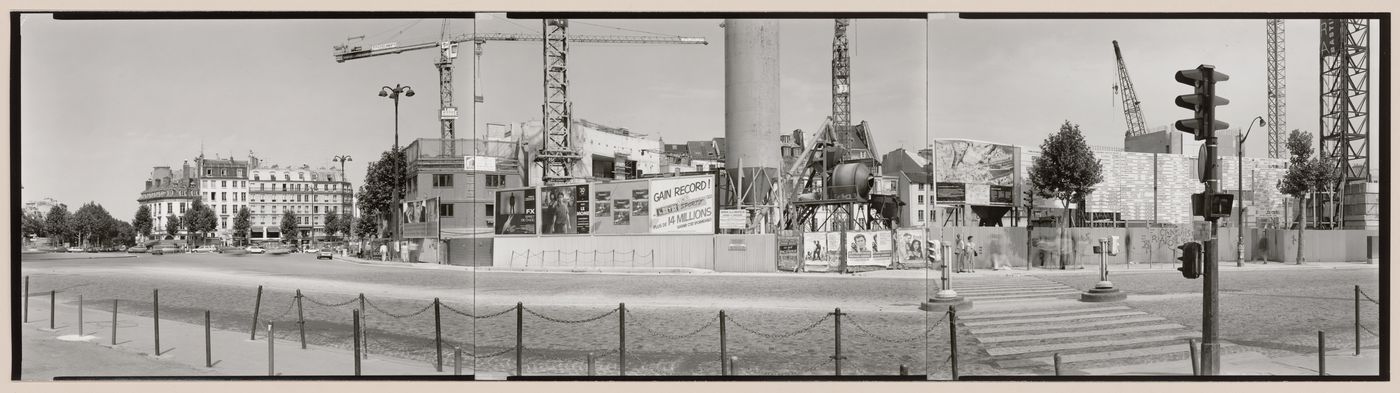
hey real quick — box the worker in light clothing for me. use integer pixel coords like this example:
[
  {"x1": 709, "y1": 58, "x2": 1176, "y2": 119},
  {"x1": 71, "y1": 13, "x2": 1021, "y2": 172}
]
[
  {"x1": 379, "y1": 244, "x2": 387, "y2": 262},
  {"x1": 957, "y1": 235, "x2": 979, "y2": 273}
]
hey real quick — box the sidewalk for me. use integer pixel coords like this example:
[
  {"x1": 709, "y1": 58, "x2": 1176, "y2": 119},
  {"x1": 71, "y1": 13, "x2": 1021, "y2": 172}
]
[
  {"x1": 21, "y1": 253, "x2": 138, "y2": 262},
  {"x1": 857, "y1": 261, "x2": 1379, "y2": 279},
  {"x1": 331, "y1": 255, "x2": 713, "y2": 274},
  {"x1": 20, "y1": 298, "x2": 453, "y2": 380},
  {"x1": 1077, "y1": 348, "x2": 1382, "y2": 376}
]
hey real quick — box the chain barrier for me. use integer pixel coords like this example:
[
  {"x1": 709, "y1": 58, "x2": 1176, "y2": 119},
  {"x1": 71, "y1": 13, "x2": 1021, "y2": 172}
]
[
  {"x1": 470, "y1": 346, "x2": 517, "y2": 359},
  {"x1": 844, "y1": 312, "x2": 947, "y2": 344},
  {"x1": 365, "y1": 298, "x2": 435, "y2": 319},
  {"x1": 1359, "y1": 323, "x2": 1380, "y2": 338},
  {"x1": 258, "y1": 297, "x2": 298, "y2": 325},
  {"x1": 302, "y1": 293, "x2": 360, "y2": 308},
  {"x1": 523, "y1": 306, "x2": 619, "y2": 324},
  {"x1": 625, "y1": 309, "x2": 717, "y2": 340},
  {"x1": 799, "y1": 357, "x2": 836, "y2": 375},
  {"x1": 1359, "y1": 288, "x2": 1380, "y2": 305},
  {"x1": 440, "y1": 303, "x2": 517, "y2": 319},
  {"x1": 727, "y1": 313, "x2": 832, "y2": 340}
]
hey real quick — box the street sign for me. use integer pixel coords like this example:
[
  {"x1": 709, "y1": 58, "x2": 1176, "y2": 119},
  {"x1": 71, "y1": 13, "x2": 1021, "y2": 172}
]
[
  {"x1": 719, "y1": 209, "x2": 747, "y2": 229},
  {"x1": 464, "y1": 156, "x2": 498, "y2": 172}
]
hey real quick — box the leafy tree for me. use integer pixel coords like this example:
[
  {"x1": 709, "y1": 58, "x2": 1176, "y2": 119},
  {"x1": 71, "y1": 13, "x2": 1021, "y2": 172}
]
[
  {"x1": 165, "y1": 214, "x2": 181, "y2": 239},
  {"x1": 73, "y1": 202, "x2": 116, "y2": 247},
  {"x1": 1028, "y1": 121, "x2": 1103, "y2": 268},
  {"x1": 233, "y1": 206, "x2": 252, "y2": 246},
  {"x1": 22, "y1": 210, "x2": 46, "y2": 239},
  {"x1": 133, "y1": 205, "x2": 153, "y2": 240},
  {"x1": 183, "y1": 198, "x2": 218, "y2": 245},
  {"x1": 1277, "y1": 130, "x2": 1341, "y2": 264},
  {"x1": 45, "y1": 205, "x2": 72, "y2": 246},
  {"x1": 340, "y1": 212, "x2": 355, "y2": 241},
  {"x1": 323, "y1": 210, "x2": 340, "y2": 240},
  {"x1": 358, "y1": 149, "x2": 407, "y2": 236},
  {"x1": 280, "y1": 210, "x2": 299, "y2": 246},
  {"x1": 113, "y1": 221, "x2": 137, "y2": 247},
  {"x1": 355, "y1": 212, "x2": 380, "y2": 240}
]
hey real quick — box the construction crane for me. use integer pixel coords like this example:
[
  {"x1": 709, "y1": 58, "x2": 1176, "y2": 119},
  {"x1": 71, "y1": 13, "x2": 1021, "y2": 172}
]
[
  {"x1": 333, "y1": 20, "x2": 708, "y2": 182},
  {"x1": 1265, "y1": 19, "x2": 1287, "y2": 159},
  {"x1": 1112, "y1": 40, "x2": 1149, "y2": 138},
  {"x1": 832, "y1": 19, "x2": 851, "y2": 128}
]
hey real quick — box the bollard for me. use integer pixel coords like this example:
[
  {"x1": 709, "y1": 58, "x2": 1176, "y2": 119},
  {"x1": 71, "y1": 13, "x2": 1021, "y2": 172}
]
[
  {"x1": 453, "y1": 346, "x2": 462, "y2": 376},
  {"x1": 899, "y1": 364, "x2": 908, "y2": 376},
  {"x1": 619, "y1": 302, "x2": 627, "y2": 376},
  {"x1": 1053, "y1": 353, "x2": 1062, "y2": 376},
  {"x1": 1318, "y1": 330, "x2": 1326, "y2": 376},
  {"x1": 1189, "y1": 339, "x2": 1199, "y2": 376},
  {"x1": 267, "y1": 323, "x2": 275, "y2": 376},
  {"x1": 78, "y1": 295, "x2": 84, "y2": 336},
  {"x1": 730, "y1": 356, "x2": 739, "y2": 375},
  {"x1": 23, "y1": 276, "x2": 29, "y2": 323},
  {"x1": 359, "y1": 293, "x2": 368, "y2": 360},
  {"x1": 205, "y1": 311, "x2": 212, "y2": 367},
  {"x1": 153, "y1": 289, "x2": 161, "y2": 356},
  {"x1": 832, "y1": 308, "x2": 845, "y2": 376},
  {"x1": 296, "y1": 290, "x2": 306, "y2": 350},
  {"x1": 1354, "y1": 285, "x2": 1361, "y2": 356},
  {"x1": 353, "y1": 310, "x2": 361, "y2": 376},
  {"x1": 948, "y1": 308, "x2": 959, "y2": 381},
  {"x1": 515, "y1": 302, "x2": 523, "y2": 376},
  {"x1": 111, "y1": 300, "x2": 118, "y2": 346},
  {"x1": 250, "y1": 285, "x2": 263, "y2": 340},
  {"x1": 50, "y1": 290, "x2": 56, "y2": 330},
  {"x1": 434, "y1": 298, "x2": 443, "y2": 372},
  {"x1": 719, "y1": 310, "x2": 728, "y2": 376},
  {"x1": 586, "y1": 352, "x2": 595, "y2": 376}
]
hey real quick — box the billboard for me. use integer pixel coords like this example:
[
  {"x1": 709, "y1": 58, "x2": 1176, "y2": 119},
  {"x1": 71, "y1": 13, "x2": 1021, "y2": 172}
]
[
  {"x1": 649, "y1": 176, "x2": 716, "y2": 234},
  {"x1": 540, "y1": 184, "x2": 590, "y2": 234},
  {"x1": 933, "y1": 139, "x2": 1017, "y2": 206},
  {"x1": 801, "y1": 232, "x2": 841, "y2": 272},
  {"x1": 846, "y1": 231, "x2": 893, "y2": 268},
  {"x1": 495, "y1": 188, "x2": 537, "y2": 234},
  {"x1": 590, "y1": 179, "x2": 651, "y2": 234},
  {"x1": 894, "y1": 228, "x2": 927, "y2": 263}
]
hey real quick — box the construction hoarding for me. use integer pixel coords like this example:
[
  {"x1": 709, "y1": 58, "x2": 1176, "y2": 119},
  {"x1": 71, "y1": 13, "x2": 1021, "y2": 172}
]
[{"x1": 495, "y1": 174, "x2": 715, "y2": 236}]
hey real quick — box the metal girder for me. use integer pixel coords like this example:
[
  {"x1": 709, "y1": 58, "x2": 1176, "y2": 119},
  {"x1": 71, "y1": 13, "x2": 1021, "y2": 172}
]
[
  {"x1": 437, "y1": 20, "x2": 458, "y2": 156},
  {"x1": 1114, "y1": 40, "x2": 1150, "y2": 137},
  {"x1": 832, "y1": 19, "x2": 851, "y2": 128},
  {"x1": 1319, "y1": 19, "x2": 1371, "y2": 229},
  {"x1": 1266, "y1": 19, "x2": 1287, "y2": 159},
  {"x1": 538, "y1": 19, "x2": 582, "y2": 184}
]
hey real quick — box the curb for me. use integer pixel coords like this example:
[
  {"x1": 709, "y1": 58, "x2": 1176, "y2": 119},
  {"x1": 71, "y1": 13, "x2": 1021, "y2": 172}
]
[{"x1": 21, "y1": 254, "x2": 139, "y2": 261}]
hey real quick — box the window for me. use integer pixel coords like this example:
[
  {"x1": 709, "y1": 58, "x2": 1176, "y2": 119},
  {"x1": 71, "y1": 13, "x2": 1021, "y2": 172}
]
[
  {"x1": 282, "y1": 184, "x2": 287, "y2": 192},
  {"x1": 206, "y1": 169, "x2": 212, "y2": 176},
  {"x1": 299, "y1": 172, "x2": 305, "y2": 180},
  {"x1": 486, "y1": 174, "x2": 506, "y2": 188},
  {"x1": 485, "y1": 204, "x2": 494, "y2": 216},
  {"x1": 166, "y1": 203, "x2": 173, "y2": 214},
  {"x1": 254, "y1": 174, "x2": 260, "y2": 180},
  {"x1": 221, "y1": 180, "x2": 227, "y2": 188},
  {"x1": 221, "y1": 192, "x2": 227, "y2": 201},
  {"x1": 222, "y1": 219, "x2": 228, "y2": 229},
  {"x1": 210, "y1": 192, "x2": 216, "y2": 200},
  {"x1": 917, "y1": 210, "x2": 925, "y2": 221},
  {"x1": 261, "y1": 184, "x2": 265, "y2": 191},
  {"x1": 180, "y1": 203, "x2": 186, "y2": 213},
  {"x1": 314, "y1": 206, "x2": 319, "y2": 214},
  {"x1": 433, "y1": 174, "x2": 453, "y2": 188},
  {"x1": 222, "y1": 168, "x2": 228, "y2": 176},
  {"x1": 439, "y1": 203, "x2": 455, "y2": 217},
  {"x1": 917, "y1": 195, "x2": 924, "y2": 205},
  {"x1": 221, "y1": 205, "x2": 227, "y2": 214},
  {"x1": 242, "y1": 192, "x2": 246, "y2": 201}
]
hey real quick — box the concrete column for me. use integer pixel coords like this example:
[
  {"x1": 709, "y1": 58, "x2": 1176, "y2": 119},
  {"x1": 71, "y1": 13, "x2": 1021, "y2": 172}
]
[{"x1": 724, "y1": 19, "x2": 780, "y2": 209}]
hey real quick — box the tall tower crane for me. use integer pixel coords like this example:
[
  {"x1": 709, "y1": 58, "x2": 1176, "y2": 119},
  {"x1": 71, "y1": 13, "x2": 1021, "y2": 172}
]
[
  {"x1": 1112, "y1": 40, "x2": 1149, "y2": 138},
  {"x1": 1265, "y1": 19, "x2": 1287, "y2": 159},
  {"x1": 333, "y1": 20, "x2": 708, "y2": 182},
  {"x1": 832, "y1": 19, "x2": 851, "y2": 128}
]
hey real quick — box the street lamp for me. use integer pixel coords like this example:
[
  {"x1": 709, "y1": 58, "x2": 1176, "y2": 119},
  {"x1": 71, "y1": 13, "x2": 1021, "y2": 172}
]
[
  {"x1": 333, "y1": 154, "x2": 352, "y2": 244},
  {"x1": 1236, "y1": 116, "x2": 1266, "y2": 267},
  {"x1": 380, "y1": 84, "x2": 414, "y2": 262}
]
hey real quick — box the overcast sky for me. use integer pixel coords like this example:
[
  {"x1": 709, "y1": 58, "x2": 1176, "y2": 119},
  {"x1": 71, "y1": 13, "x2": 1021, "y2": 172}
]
[
  {"x1": 20, "y1": 14, "x2": 924, "y2": 221},
  {"x1": 929, "y1": 15, "x2": 1382, "y2": 164}
]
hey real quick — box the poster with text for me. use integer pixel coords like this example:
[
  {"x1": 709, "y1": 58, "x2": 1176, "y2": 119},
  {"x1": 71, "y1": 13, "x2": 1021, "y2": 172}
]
[
  {"x1": 896, "y1": 228, "x2": 927, "y2": 262},
  {"x1": 494, "y1": 188, "x2": 537, "y2": 235},
  {"x1": 539, "y1": 184, "x2": 589, "y2": 234},
  {"x1": 846, "y1": 231, "x2": 893, "y2": 268},
  {"x1": 590, "y1": 179, "x2": 650, "y2": 234},
  {"x1": 649, "y1": 175, "x2": 716, "y2": 234}
]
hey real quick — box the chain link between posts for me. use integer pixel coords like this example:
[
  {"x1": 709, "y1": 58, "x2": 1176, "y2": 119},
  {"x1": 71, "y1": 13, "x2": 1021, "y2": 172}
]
[
  {"x1": 726, "y1": 313, "x2": 832, "y2": 340},
  {"x1": 302, "y1": 293, "x2": 360, "y2": 308},
  {"x1": 625, "y1": 309, "x2": 717, "y2": 339},
  {"x1": 470, "y1": 347, "x2": 517, "y2": 358},
  {"x1": 523, "y1": 306, "x2": 619, "y2": 324},
  {"x1": 1359, "y1": 288, "x2": 1380, "y2": 305},
  {"x1": 440, "y1": 303, "x2": 516, "y2": 319},
  {"x1": 1359, "y1": 323, "x2": 1380, "y2": 338},
  {"x1": 365, "y1": 298, "x2": 435, "y2": 319},
  {"x1": 258, "y1": 297, "x2": 298, "y2": 325},
  {"x1": 843, "y1": 312, "x2": 949, "y2": 344}
]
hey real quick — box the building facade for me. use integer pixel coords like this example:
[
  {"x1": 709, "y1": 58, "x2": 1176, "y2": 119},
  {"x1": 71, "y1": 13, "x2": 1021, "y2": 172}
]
[
  {"x1": 138, "y1": 162, "x2": 199, "y2": 240},
  {"x1": 247, "y1": 155, "x2": 352, "y2": 245},
  {"x1": 400, "y1": 137, "x2": 527, "y2": 263},
  {"x1": 197, "y1": 157, "x2": 249, "y2": 243}
]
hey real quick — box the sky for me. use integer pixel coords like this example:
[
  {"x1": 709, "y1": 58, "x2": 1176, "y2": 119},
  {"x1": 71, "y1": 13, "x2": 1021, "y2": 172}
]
[
  {"x1": 928, "y1": 15, "x2": 1383, "y2": 164},
  {"x1": 19, "y1": 14, "x2": 924, "y2": 221}
]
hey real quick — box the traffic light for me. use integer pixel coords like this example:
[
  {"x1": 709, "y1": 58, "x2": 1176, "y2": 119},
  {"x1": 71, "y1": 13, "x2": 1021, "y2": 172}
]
[
  {"x1": 1191, "y1": 192, "x2": 1235, "y2": 220},
  {"x1": 1177, "y1": 241, "x2": 1203, "y2": 279},
  {"x1": 1174, "y1": 65, "x2": 1231, "y2": 141}
]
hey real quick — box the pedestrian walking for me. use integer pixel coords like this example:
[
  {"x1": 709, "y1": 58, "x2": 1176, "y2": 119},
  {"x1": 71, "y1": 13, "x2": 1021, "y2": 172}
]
[
  {"x1": 958, "y1": 236, "x2": 979, "y2": 273},
  {"x1": 379, "y1": 243, "x2": 387, "y2": 262}
]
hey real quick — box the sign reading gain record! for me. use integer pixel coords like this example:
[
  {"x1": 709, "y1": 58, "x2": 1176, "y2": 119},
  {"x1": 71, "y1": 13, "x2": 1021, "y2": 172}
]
[
  {"x1": 492, "y1": 174, "x2": 717, "y2": 236},
  {"x1": 649, "y1": 176, "x2": 716, "y2": 234}
]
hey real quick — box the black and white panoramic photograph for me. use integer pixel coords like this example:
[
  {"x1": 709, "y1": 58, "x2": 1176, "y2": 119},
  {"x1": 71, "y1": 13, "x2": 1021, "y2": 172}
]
[{"x1": 8, "y1": 6, "x2": 1390, "y2": 389}]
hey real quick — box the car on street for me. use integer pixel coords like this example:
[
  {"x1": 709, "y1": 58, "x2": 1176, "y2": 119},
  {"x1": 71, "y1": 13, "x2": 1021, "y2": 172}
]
[
  {"x1": 192, "y1": 245, "x2": 218, "y2": 254},
  {"x1": 126, "y1": 246, "x2": 148, "y2": 253},
  {"x1": 245, "y1": 246, "x2": 266, "y2": 254},
  {"x1": 66, "y1": 247, "x2": 84, "y2": 253},
  {"x1": 317, "y1": 248, "x2": 334, "y2": 260}
]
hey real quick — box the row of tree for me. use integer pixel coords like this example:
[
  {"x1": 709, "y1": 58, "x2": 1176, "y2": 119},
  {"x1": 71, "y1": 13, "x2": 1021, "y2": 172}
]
[
  {"x1": 130, "y1": 198, "x2": 355, "y2": 247},
  {"x1": 21, "y1": 202, "x2": 138, "y2": 248}
]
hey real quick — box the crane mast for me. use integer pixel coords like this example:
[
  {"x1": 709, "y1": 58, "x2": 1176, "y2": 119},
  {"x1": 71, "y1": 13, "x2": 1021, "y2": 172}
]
[
  {"x1": 436, "y1": 20, "x2": 459, "y2": 156},
  {"x1": 1113, "y1": 40, "x2": 1149, "y2": 137},
  {"x1": 539, "y1": 19, "x2": 580, "y2": 184},
  {"x1": 832, "y1": 19, "x2": 851, "y2": 128},
  {"x1": 1266, "y1": 19, "x2": 1287, "y2": 159}
]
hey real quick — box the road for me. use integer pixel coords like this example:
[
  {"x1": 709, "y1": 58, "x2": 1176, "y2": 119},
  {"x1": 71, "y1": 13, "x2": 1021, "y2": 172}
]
[{"x1": 19, "y1": 253, "x2": 1380, "y2": 377}]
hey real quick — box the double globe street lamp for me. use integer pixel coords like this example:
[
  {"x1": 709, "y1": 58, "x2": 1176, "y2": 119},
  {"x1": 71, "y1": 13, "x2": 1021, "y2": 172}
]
[{"x1": 380, "y1": 84, "x2": 414, "y2": 261}]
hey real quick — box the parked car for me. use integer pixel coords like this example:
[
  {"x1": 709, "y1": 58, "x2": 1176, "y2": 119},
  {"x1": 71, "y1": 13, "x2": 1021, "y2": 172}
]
[
  {"x1": 245, "y1": 246, "x2": 266, "y2": 254},
  {"x1": 316, "y1": 248, "x2": 334, "y2": 260},
  {"x1": 65, "y1": 247, "x2": 83, "y2": 253},
  {"x1": 192, "y1": 245, "x2": 218, "y2": 254},
  {"x1": 127, "y1": 246, "x2": 148, "y2": 253},
  {"x1": 266, "y1": 247, "x2": 291, "y2": 255}
]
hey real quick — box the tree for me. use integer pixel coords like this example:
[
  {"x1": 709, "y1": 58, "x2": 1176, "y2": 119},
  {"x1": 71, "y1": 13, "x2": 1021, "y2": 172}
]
[
  {"x1": 233, "y1": 207, "x2": 252, "y2": 246},
  {"x1": 133, "y1": 205, "x2": 153, "y2": 241},
  {"x1": 340, "y1": 212, "x2": 355, "y2": 241},
  {"x1": 45, "y1": 204, "x2": 72, "y2": 246},
  {"x1": 72, "y1": 202, "x2": 116, "y2": 247},
  {"x1": 1277, "y1": 130, "x2": 1340, "y2": 264},
  {"x1": 183, "y1": 198, "x2": 218, "y2": 245},
  {"x1": 113, "y1": 221, "x2": 137, "y2": 247},
  {"x1": 358, "y1": 149, "x2": 407, "y2": 236},
  {"x1": 165, "y1": 214, "x2": 181, "y2": 239},
  {"x1": 1028, "y1": 121, "x2": 1104, "y2": 268},
  {"x1": 323, "y1": 210, "x2": 340, "y2": 241},
  {"x1": 22, "y1": 210, "x2": 46, "y2": 240},
  {"x1": 280, "y1": 210, "x2": 299, "y2": 246}
]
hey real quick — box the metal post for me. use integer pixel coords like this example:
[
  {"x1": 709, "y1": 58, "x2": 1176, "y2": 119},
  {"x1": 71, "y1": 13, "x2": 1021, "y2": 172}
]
[
  {"x1": 205, "y1": 311, "x2": 212, "y2": 367},
  {"x1": 1201, "y1": 67, "x2": 1224, "y2": 376},
  {"x1": 78, "y1": 295, "x2": 84, "y2": 336},
  {"x1": 1189, "y1": 339, "x2": 1199, "y2": 376},
  {"x1": 359, "y1": 293, "x2": 367, "y2": 359},
  {"x1": 111, "y1": 300, "x2": 118, "y2": 346},
  {"x1": 948, "y1": 308, "x2": 959, "y2": 380},
  {"x1": 453, "y1": 346, "x2": 462, "y2": 376},
  {"x1": 267, "y1": 323, "x2": 275, "y2": 376},
  {"x1": 515, "y1": 302, "x2": 523, "y2": 376},
  {"x1": 586, "y1": 352, "x2": 595, "y2": 376},
  {"x1": 1354, "y1": 286, "x2": 1361, "y2": 356},
  {"x1": 434, "y1": 298, "x2": 443, "y2": 372},
  {"x1": 23, "y1": 276, "x2": 28, "y2": 323},
  {"x1": 296, "y1": 290, "x2": 306, "y2": 349},
  {"x1": 250, "y1": 285, "x2": 263, "y2": 340},
  {"x1": 1318, "y1": 330, "x2": 1326, "y2": 376},
  {"x1": 353, "y1": 309, "x2": 361, "y2": 376},
  {"x1": 1237, "y1": 133, "x2": 1245, "y2": 267},
  {"x1": 730, "y1": 356, "x2": 739, "y2": 375},
  {"x1": 1053, "y1": 353, "x2": 1062, "y2": 376},
  {"x1": 719, "y1": 310, "x2": 728, "y2": 376},
  {"x1": 153, "y1": 289, "x2": 160, "y2": 355},
  {"x1": 832, "y1": 307, "x2": 844, "y2": 376},
  {"x1": 49, "y1": 290, "x2": 55, "y2": 330},
  {"x1": 899, "y1": 364, "x2": 908, "y2": 376},
  {"x1": 618, "y1": 302, "x2": 627, "y2": 376}
]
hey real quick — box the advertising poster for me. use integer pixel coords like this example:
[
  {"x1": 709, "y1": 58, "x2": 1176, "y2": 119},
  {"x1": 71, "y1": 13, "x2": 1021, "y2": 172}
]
[
  {"x1": 495, "y1": 188, "x2": 537, "y2": 235},
  {"x1": 590, "y1": 179, "x2": 650, "y2": 234},
  {"x1": 802, "y1": 232, "x2": 833, "y2": 272},
  {"x1": 777, "y1": 230, "x2": 803, "y2": 271},
  {"x1": 846, "y1": 231, "x2": 893, "y2": 268},
  {"x1": 613, "y1": 208, "x2": 631, "y2": 225},
  {"x1": 631, "y1": 189, "x2": 649, "y2": 216},
  {"x1": 896, "y1": 228, "x2": 927, "y2": 262},
  {"x1": 540, "y1": 184, "x2": 589, "y2": 234},
  {"x1": 933, "y1": 139, "x2": 1017, "y2": 206},
  {"x1": 649, "y1": 176, "x2": 716, "y2": 234},
  {"x1": 595, "y1": 190, "x2": 612, "y2": 217}
]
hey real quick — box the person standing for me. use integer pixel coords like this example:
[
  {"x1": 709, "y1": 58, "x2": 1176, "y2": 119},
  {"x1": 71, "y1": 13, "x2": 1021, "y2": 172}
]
[{"x1": 961, "y1": 235, "x2": 979, "y2": 273}]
